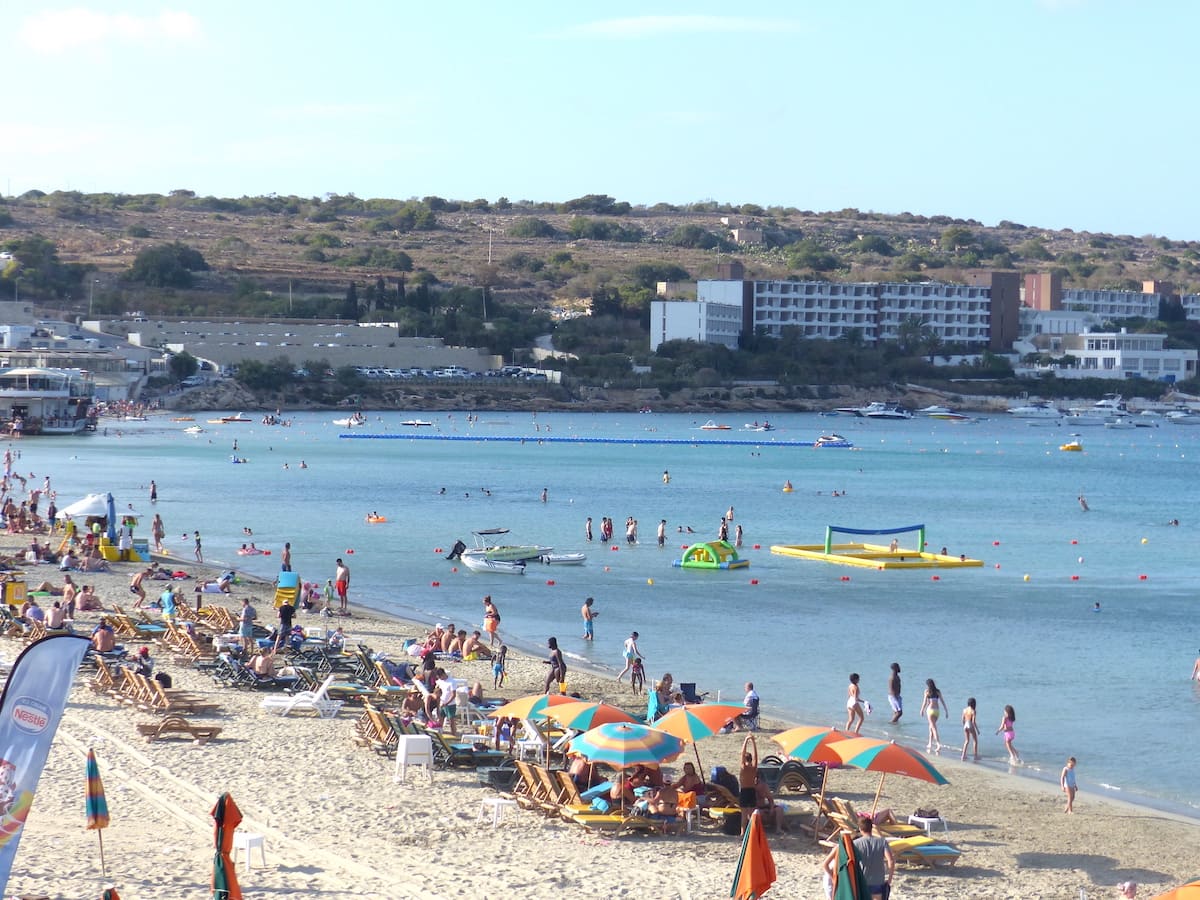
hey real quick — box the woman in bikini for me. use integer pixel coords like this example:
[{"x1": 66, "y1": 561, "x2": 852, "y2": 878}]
[
  {"x1": 845, "y1": 673, "x2": 865, "y2": 734},
  {"x1": 960, "y1": 697, "x2": 980, "y2": 761},
  {"x1": 919, "y1": 678, "x2": 949, "y2": 753}
]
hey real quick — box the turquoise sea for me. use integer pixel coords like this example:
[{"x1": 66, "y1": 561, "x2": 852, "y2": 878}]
[{"x1": 26, "y1": 410, "x2": 1200, "y2": 812}]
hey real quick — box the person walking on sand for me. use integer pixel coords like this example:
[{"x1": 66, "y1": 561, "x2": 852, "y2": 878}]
[
  {"x1": 960, "y1": 697, "x2": 980, "y2": 761},
  {"x1": 580, "y1": 597, "x2": 597, "y2": 641},
  {"x1": 846, "y1": 673, "x2": 865, "y2": 733},
  {"x1": 887, "y1": 662, "x2": 903, "y2": 724},
  {"x1": 617, "y1": 631, "x2": 643, "y2": 683},
  {"x1": 997, "y1": 704, "x2": 1020, "y2": 764},
  {"x1": 920, "y1": 678, "x2": 949, "y2": 753},
  {"x1": 1060, "y1": 756, "x2": 1078, "y2": 813},
  {"x1": 334, "y1": 557, "x2": 350, "y2": 612},
  {"x1": 482, "y1": 595, "x2": 501, "y2": 647}
]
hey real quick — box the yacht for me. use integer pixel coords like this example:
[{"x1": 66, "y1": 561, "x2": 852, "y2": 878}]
[
  {"x1": 838, "y1": 402, "x2": 913, "y2": 419},
  {"x1": 1065, "y1": 394, "x2": 1129, "y2": 425},
  {"x1": 1007, "y1": 401, "x2": 1063, "y2": 419}
]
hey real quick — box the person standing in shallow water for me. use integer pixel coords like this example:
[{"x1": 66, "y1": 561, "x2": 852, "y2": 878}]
[{"x1": 887, "y1": 662, "x2": 903, "y2": 724}]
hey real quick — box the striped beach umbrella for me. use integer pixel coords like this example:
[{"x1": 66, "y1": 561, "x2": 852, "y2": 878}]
[
  {"x1": 654, "y1": 702, "x2": 746, "y2": 774},
  {"x1": 541, "y1": 700, "x2": 637, "y2": 731},
  {"x1": 487, "y1": 692, "x2": 575, "y2": 721},
  {"x1": 569, "y1": 722, "x2": 685, "y2": 770},
  {"x1": 85, "y1": 748, "x2": 110, "y2": 876},
  {"x1": 772, "y1": 726, "x2": 859, "y2": 762},
  {"x1": 823, "y1": 737, "x2": 948, "y2": 814}
]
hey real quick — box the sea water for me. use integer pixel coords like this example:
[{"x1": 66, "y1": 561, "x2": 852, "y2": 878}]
[{"x1": 27, "y1": 411, "x2": 1200, "y2": 811}]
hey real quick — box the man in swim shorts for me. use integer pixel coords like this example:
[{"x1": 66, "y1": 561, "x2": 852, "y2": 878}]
[
  {"x1": 888, "y1": 662, "x2": 903, "y2": 723},
  {"x1": 581, "y1": 597, "x2": 596, "y2": 641},
  {"x1": 334, "y1": 557, "x2": 350, "y2": 612}
]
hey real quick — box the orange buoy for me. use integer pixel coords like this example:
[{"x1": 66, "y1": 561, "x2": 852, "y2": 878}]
[
  {"x1": 1070, "y1": 574, "x2": 1079, "y2": 581},
  {"x1": 431, "y1": 581, "x2": 440, "y2": 587},
  {"x1": 1139, "y1": 574, "x2": 1148, "y2": 581}
]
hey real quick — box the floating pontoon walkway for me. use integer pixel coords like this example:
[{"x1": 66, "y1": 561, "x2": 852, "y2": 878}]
[{"x1": 339, "y1": 433, "x2": 853, "y2": 448}]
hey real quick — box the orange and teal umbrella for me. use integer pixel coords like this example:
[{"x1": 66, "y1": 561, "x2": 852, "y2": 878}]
[
  {"x1": 772, "y1": 726, "x2": 858, "y2": 762},
  {"x1": 85, "y1": 748, "x2": 110, "y2": 876},
  {"x1": 488, "y1": 692, "x2": 575, "y2": 721},
  {"x1": 731, "y1": 809, "x2": 776, "y2": 899},
  {"x1": 211, "y1": 792, "x2": 243, "y2": 900},
  {"x1": 823, "y1": 737, "x2": 948, "y2": 814},
  {"x1": 569, "y1": 722, "x2": 685, "y2": 770},
  {"x1": 1152, "y1": 880, "x2": 1200, "y2": 899},
  {"x1": 542, "y1": 700, "x2": 637, "y2": 731},
  {"x1": 655, "y1": 702, "x2": 745, "y2": 774}
]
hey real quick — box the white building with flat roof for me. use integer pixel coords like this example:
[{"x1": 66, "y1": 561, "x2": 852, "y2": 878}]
[
  {"x1": 1060, "y1": 288, "x2": 1162, "y2": 319},
  {"x1": 650, "y1": 299, "x2": 742, "y2": 351},
  {"x1": 1059, "y1": 330, "x2": 1197, "y2": 382}
]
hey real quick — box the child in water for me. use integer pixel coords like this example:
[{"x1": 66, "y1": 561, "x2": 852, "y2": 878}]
[{"x1": 492, "y1": 644, "x2": 508, "y2": 689}]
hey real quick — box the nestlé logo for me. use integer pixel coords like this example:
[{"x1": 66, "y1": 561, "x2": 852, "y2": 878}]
[{"x1": 11, "y1": 697, "x2": 51, "y2": 734}]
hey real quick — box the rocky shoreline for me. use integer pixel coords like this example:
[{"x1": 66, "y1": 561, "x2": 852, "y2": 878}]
[{"x1": 158, "y1": 380, "x2": 1015, "y2": 415}]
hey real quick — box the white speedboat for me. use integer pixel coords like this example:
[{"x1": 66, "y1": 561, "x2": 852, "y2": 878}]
[
  {"x1": 815, "y1": 434, "x2": 853, "y2": 448},
  {"x1": 1008, "y1": 401, "x2": 1062, "y2": 419},
  {"x1": 917, "y1": 405, "x2": 952, "y2": 416},
  {"x1": 743, "y1": 421, "x2": 775, "y2": 432},
  {"x1": 1165, "y1": 411, "x2": 1200, "y2": 425},
  {"x1": 699, "y1": 420, "x2": 731, "y2": 431},
  {"x1": 465, "y1": 528, "x2": 552, "y2": 562},
  {"x1": 461, "y1": 554, "x2": 526, "y2": 575},
  {"x1": 538, "y1": 552, "x2": 587, "y2": 565},
  {"x1": 1104, "y1": 418, "x2": 1136, "y2": 430},
  {"x1": 401, "y1": 419, "x2": 434, "y2": 427},
  {"x1": 862, "y1": 402, "x2": 913, "y2": 420},
  {"x1": 183, "y1": 425, "x2": 204, "y2": 435}
]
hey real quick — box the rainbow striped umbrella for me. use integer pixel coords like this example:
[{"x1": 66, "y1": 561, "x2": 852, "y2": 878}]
[
  {"x1": 823, "y1": 737, "x2": 948, "y2": 814},
  {"x1": 487, "y1": 692, "x2": 575, "y2": 721},
  {"x1": 772, "y1": 726, "x2": 858, "y2": 762},
  {"x1": 569, "y1": 722, "x2": 685, "y2": 770},
  {"x1": 654, "y1": 702, "x2": 746, "y2": 775},
  {"x1": 542, "y1": 700, "x2": 637, "y2": 731},
  {"x1": 85, "y1": 748, "x2": 109, "y2": 876}
]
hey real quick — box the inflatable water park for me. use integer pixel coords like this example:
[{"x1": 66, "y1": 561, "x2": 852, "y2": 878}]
[
  {"x1": 771, "y1": 524, "x2": 983, "y2": 570},
  {"x1": 673, "y1": 540, "x2": 750, "y2": 570}
]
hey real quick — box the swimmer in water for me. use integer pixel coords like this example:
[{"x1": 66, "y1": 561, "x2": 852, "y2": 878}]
[{"x1": 1078, "y1": 494, "x2": 1090, "y2": 512}]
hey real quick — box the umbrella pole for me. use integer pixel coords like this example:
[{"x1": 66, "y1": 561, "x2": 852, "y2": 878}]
[
  {"x1": 871, "y1": 773, "x2": 887, "y2": 816},
  {"x1": 97, "y1": 829, "x2": 107, "y2": 877},
  {"x1": 693, "y1": 742, "x2": 705, "y2": 784},
  {"x1": 811, "y1": 765, "x2": 831, "y2": 843}
]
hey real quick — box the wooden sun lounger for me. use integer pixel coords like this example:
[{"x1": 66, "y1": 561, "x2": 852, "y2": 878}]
[{"x1": 136, "y1": 714, "x2": 223, "y2": 745}]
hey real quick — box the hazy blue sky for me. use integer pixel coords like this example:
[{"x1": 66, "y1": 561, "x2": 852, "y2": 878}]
[{"x1": 4, "y1": 1, "x2": 1198, "y2": 238}]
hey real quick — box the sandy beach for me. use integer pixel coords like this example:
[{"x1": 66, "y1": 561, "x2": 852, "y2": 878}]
[{"x1": 1, "y1": 534, "x2": 1197, "y2": 900}]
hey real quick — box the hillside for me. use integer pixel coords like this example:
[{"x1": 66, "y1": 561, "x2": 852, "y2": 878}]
[{"x1": 3, "y1": 191, "x2": 1198, "y2": 318}]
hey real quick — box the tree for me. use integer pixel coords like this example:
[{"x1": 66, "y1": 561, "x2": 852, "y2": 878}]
[
  {"x1": 508, "y1": 218, "x2": 556, "y2": 239},
  {"x1": 126, "y1": 242, "x2": 209, "y2": 288},
  {"x1": 342, "y1": 282, "x2": 359, "y2": 320},
  {"x1": 167, "y1": 351, "x2": 199, "y2": 381},
  {"x1": 939, "y1": 226, "x2": 975, "y2": 252}
]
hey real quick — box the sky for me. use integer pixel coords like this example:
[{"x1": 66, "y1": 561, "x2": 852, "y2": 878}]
[{"x1": 3, "y1": 1, "x2": 1199, "y2": 239}]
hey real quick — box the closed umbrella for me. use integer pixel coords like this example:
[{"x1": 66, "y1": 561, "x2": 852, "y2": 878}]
[
  {"x1": 832, "y1": 830, "x2": 871, "y2": 900},
  {"x1": 731, "y1": 809, "x2": 776, "y2": 899},
  {"x1": 101, "y1": 890, "x2": 121, "y2": 900},
  {"x1": 822, "y1": 737, "x2": 948, "y2": 814},
  {"x1": 85, "y1": 748, "x2": 110, "y2": 876},
  {"x1": 105, "y1": 493, "x2": 117, "y2": 542},
  {"x1": 211, "y1": 792, "x2": 243, "y2": 900}
]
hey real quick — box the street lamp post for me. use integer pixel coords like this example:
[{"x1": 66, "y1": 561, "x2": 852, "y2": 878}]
[
  {"x1": 13, "y1": 277, "x2": 20, "y2": 302},
  {"x1": 89, "y1": 279, "x2": 99, "y2": 316}
]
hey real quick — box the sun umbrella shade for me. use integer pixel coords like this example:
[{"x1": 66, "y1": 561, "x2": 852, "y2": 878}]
[
  {"x1": 569, "y1": 722, "x2": 685, "y2": 770},
  {"x1": 1152, "y1": 880, "x2": 1200, "y2": 900},
  {"x1": 542, "y1": 700, "x2": 637, "y2": 731},
  {"x1": 488, "y1": 692, "x2": 575, "y2": 721},
  {"x1": 772, "y1": 726, "x2": 859, "y2": 761},
  {"x1": 823, "y1": 738, "x2": 948, "y2": 785},
  {"x1": 731, "y1": 809, "x2": 777, "y2": 899},
  {"x1": 85, "y1": 748, "x2": 109, "y2": 830},
  {"x1": 211, "y1": 792, "x2": 243, "y2": 900},
  {"x1": 59, "y1": 493, "x2": 111, "y2": 519},
  {"x1": 654, "y1": 703, "x2": 745, "y2": 743}
]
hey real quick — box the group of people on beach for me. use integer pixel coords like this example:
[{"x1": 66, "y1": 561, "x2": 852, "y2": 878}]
[{"x1": 847, "y1": 664, "x2": 1022, "y2": 765}]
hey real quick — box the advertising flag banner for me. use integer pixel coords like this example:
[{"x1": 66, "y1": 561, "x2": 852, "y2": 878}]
[{"x1": 0, "y1": 634, "x2": 90, "y2": 894}]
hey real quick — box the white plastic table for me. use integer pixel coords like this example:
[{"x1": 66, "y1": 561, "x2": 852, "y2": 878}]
[{"x1": 907, "y1": 813, "x2": 949, "y2": 835}]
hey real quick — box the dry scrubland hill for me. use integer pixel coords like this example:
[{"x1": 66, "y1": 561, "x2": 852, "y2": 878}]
[{"x1": 3, "y1": 194, "x2": 1198, "y2": 309}]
